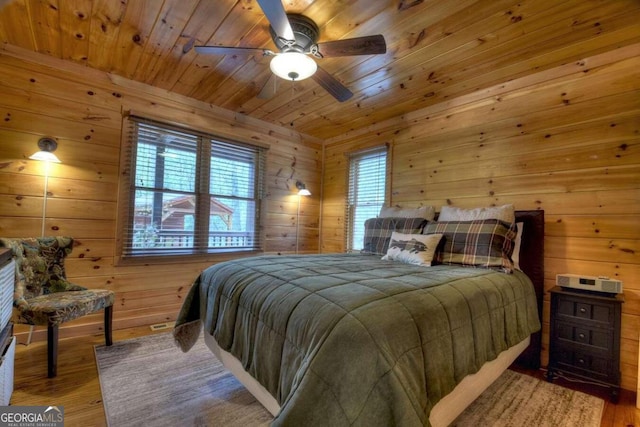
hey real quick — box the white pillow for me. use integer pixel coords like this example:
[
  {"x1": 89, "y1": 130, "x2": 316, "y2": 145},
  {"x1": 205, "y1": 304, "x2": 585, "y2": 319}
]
[
  {"x1": 381, "y1": 232, "x2": 443, "y2": 266},
  {"x1": 512, "y1": 222, "x2": 524, "y2": 271},
  {"x1": 379, "y1": 205, "x2": 436, "y2": 220},
  {"x1": 438, "y1": 204, "x2": 515, "y2": 224}
]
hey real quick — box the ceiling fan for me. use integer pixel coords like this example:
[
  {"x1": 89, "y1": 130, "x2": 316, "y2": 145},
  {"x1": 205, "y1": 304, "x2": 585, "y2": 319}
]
[{"x1": 194, "y1": 0, "x2": 387, "y2": 102}]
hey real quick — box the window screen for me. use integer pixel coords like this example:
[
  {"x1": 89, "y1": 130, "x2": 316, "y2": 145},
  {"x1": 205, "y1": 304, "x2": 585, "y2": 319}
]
[
  {"x1": 346, "y1": 146, "x2": 388, "y2": 251},
  {"x1": 121, "y1": 117, "x2": 266, "y2": 258}
]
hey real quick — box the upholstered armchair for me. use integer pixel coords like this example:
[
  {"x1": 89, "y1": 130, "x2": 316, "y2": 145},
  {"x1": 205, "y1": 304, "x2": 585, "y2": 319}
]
[{"x1": 0, "y1": 237, "x2": 114, "y2": 377}]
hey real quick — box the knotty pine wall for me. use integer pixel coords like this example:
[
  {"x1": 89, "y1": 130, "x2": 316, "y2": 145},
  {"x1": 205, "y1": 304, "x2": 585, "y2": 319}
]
[
  {"x1": 0, "y1": 46, "x2": 322, "y2": 343},
  {"x1": 321, "y1": 43, "x2": 640, "y2": 391}
]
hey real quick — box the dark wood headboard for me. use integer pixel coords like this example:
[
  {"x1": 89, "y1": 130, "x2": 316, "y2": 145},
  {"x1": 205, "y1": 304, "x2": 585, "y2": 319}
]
[{"x1": 514, "y1": 210, "x2": 545, "y2": 369}]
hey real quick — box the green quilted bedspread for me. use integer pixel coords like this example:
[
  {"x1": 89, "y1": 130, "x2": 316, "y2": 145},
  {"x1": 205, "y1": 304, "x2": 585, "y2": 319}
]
[{"x1": 174, "y1": 253, "x2": 540, "y2": 426}]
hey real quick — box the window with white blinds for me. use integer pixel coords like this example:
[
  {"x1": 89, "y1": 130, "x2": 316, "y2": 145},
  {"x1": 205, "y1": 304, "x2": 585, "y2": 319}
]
[
  {"x1": 120, "y1": 117, "x2": 266, "y2": 258},
  {"x1": 346, "y1": 146, "x2": 388, "y2": 251}
]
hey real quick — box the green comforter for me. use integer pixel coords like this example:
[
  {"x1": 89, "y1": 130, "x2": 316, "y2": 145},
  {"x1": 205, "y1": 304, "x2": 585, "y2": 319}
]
[{"x1": 173, "y1": 254, "x2": 540, "y2": 426}]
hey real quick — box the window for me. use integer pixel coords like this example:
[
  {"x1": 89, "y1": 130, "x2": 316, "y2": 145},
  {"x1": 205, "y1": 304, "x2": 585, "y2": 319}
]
[
  {"x1": 119, "y1": 117, "x2": 266, "y2": 259},
  {"x1": 345, "y1": 145, "x2": 388, "y2": 251}
]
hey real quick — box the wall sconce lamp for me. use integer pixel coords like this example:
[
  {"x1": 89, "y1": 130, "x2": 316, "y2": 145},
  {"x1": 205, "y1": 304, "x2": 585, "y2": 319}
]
[
  {"x1": 27, "y1": 137, "x2": 61, "y2": 344},
  {"x1": 295, "y1": 181, "x2": 311, "y2": 254},
  {"x1": 296, "y1": 180, "x2": 311, "y2": 196},
  {"x1": 29, "y1": 137, "x2": 61, "y2": 163},
  {"x1": 29, "y1": 138, "x2": 61, "y2": 238}
]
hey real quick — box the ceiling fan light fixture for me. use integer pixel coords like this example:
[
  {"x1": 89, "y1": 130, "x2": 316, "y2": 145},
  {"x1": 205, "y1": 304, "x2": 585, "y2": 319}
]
[{"x1": 270, "y1": 52, "x2": 317, "y2": 81}]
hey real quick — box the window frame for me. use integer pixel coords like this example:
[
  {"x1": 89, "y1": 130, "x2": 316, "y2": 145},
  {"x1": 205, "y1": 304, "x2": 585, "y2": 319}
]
[
  {"x1": 116, "y1": 115, "x2": 267, "y2": 265},
  {"x1": 345, "y1": 145, "x2": 389, "y2": 252}
]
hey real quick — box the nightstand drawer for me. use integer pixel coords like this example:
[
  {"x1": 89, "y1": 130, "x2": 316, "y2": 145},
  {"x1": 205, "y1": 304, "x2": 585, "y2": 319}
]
[
  {"x1": 557, "y1": 296, "x2": 614, "y2": 325},
  {"x1": 556, "y1": 322, "x2": 611, "y2": 351},
  {"x1": 555, "y1": 347, "x2": 615, "y2": 382}
]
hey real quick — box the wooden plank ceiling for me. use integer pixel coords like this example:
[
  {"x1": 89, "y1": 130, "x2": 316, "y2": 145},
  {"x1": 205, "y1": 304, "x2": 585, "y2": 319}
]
[{"x1": 0, "y1": 0, "x2": 638, "y2": 140}]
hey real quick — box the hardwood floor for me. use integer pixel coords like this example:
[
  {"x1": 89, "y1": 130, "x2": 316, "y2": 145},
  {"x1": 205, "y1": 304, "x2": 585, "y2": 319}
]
[
  {"x1": 11, "y1": 326, "x2": 164, "y2": 427},
  {"x1": 10, "y1": 327, "x2": 640, "y2": 427}
]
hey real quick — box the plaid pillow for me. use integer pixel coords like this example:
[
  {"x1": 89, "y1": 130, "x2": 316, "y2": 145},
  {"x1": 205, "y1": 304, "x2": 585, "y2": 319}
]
[
  {"x1": 423, "y1": 219, "x2": 517, "y2": 273},
  {"x1": 362, "y1": 217, "x2": 428, "y2": 255}
]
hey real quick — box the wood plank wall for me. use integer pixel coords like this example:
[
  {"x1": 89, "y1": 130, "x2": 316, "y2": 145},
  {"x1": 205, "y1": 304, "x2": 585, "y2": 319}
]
[
  {"x1": 0, "y1": 45, "x2": 322, "y2": 343},
  {"x1": 321, "y1": 43, "x2": 640, "y2": 392}
]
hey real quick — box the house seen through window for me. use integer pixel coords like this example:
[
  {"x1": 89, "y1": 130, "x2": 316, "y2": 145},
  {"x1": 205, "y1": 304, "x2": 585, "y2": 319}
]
[
  {"x1": 123, "y1": 118, "x2": 265, "y2": 257},
  {"x1": 346, "y1": 146, "x2": 388, "y2": 251}
]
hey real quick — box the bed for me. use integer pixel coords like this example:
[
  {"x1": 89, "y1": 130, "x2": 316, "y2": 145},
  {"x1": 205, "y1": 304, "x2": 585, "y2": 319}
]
[{"x1": 173, "y1": 210, "x2": 544, "y2": 427}]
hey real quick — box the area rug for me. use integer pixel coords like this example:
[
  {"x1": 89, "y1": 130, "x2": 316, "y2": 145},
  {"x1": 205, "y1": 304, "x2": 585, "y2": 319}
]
[
  {"x1": 95, "y1": 333, "x2": 272, "y2": 427},
  {"x1": 451, "y1": 369, "x2": 604, "y2": 427},
  {"x1": 95, "y1": 333, "x2": 604, "y2": 427}
]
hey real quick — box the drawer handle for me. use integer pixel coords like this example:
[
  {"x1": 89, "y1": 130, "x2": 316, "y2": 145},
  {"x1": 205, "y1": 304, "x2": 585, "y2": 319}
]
[
  {"x1": 578, "y1": 333, "x2": 585, "y2": 339},
  {"x1": 578, "y1": 358, "x2": 585, "y2": 364},
  {"x1": 579, "y1": 308, "x2": 586, "y2": 313}
]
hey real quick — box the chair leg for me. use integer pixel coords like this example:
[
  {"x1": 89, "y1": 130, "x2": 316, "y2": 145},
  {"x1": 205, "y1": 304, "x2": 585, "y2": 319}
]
[
  {"x1": 46, "y1": 306, "x2": 111, "y2": 378},
  {"x1": 47, "y1": 324, "x2": 58, "y2": 378},
  {"x1": 26, "y1": 325, "x2": 35, "y2": 345},
  {"x1": 104, "y1": 305, "x2": 113, "y2": 346}
]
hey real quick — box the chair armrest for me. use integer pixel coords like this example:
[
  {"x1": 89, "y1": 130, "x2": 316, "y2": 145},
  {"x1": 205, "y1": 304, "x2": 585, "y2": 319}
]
[{"x1": 49, "y1": 279, "x2": 87, "y2": 293}]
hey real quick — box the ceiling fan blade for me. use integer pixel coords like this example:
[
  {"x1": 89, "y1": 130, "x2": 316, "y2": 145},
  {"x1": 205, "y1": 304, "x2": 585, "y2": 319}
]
[
  {"x1": 311, "y1": 66, "x2": 353, "y2": 102},
  {"x1": 256, "y1": 0, "x2": 295, "y2": 41},
  {"x1": 194, "y1": 46, "x2": 272, "y2": 56},
  {"x1": 257, "y1": 74, "x2": 277, "y2": 99},
  {"x1": 317, "y1": 35, "x2": 386, "y2": 58}
]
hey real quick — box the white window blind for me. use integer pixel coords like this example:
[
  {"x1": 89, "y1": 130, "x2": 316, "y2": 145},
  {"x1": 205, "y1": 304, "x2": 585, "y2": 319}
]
[
  {"x1": 346, "y1": 146, "x2": 388, "y2": 251},
  {"x1": 121, "y1": 117, "x2": 265, "y2": 257}
]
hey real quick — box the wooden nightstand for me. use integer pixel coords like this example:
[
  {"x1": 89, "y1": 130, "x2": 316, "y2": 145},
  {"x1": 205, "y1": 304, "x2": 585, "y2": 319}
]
[{"x1": 546, "y1": 286, "x2": 623, "y2": 402}]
